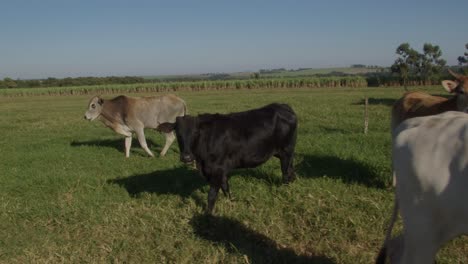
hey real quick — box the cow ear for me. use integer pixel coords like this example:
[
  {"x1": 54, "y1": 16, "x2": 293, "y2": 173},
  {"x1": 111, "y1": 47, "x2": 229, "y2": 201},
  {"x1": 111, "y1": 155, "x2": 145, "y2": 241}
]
[
  {"x1": 442, "y1": 80, "x2": 459, "y2": 93},
  {"x1": 157, "y1": 122, "x2": 176, "y2": 133},
  {"x1": 97, "y1": 97, "x2": 104, "y2": 105}
]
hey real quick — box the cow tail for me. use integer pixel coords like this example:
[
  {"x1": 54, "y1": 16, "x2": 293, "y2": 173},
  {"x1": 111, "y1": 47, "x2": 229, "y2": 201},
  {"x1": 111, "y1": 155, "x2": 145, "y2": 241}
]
[{"x1": 376, "y1": 198, "x2": 399, "y2": 264}]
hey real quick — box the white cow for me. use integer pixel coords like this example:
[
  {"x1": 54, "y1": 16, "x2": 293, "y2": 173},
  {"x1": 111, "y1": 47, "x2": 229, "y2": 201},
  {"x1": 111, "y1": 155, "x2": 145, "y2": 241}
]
[{"x1": 377, "y1": 111, "x2": 468, "y2": 263}]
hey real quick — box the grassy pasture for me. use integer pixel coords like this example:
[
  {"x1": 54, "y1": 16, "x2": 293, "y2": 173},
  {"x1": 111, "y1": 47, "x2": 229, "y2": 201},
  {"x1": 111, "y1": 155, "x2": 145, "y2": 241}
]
[{"x1": 1, "y1": 86, "x2": 467, "y2": 263}]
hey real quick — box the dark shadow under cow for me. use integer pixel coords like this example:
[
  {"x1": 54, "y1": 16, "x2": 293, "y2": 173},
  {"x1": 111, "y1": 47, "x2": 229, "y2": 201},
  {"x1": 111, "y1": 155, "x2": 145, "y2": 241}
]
[
  {"x1": 158, "y1": 103, "x2": 297, "y2": 214},
  {"x1": 190, "y1": 214, "x2": 335, "y2": 264},
  {"x1": 295, "y1": 154, "x2": 386, "y2": 188},
  {"x1": 108, "y1": 166, "x2": 204, "y2": 198}
]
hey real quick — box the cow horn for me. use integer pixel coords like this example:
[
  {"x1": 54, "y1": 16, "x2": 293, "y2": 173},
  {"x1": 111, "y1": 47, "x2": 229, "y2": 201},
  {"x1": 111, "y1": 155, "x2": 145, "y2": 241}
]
[{"x1": 448, "y1": 68, "x2": 464, "y2": 80}]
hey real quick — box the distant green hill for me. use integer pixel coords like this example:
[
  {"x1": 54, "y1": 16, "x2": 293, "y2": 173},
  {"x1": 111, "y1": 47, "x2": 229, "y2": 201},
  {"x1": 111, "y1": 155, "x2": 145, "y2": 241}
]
[
  {"x1": 143, "y1": 67, "x2": 385, "y2": 81},
  {"x1": 257, "y1": 67, "x2": 383, "y2": 77}
]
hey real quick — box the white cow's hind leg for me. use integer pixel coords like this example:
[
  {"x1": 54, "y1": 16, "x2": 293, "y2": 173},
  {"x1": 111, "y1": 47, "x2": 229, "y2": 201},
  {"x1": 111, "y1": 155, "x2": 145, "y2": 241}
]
[
  {"x1": 400, "y1": 223, "x2": 438, "y2": 264},
  {"x1": 160, "y1": 131, "x2": 175, "y2": 156},
  {"x1": 135, "y1": 127, "x2": 154, "y2": 157},
  {"x1": 124, "y1": 136, "x2": 132, "y2": 158}
]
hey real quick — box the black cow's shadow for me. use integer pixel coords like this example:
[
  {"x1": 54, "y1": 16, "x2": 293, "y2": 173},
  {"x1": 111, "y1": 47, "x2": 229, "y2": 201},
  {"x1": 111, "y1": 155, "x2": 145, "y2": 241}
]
[
  {"x1": 233, "y1": 167, "x2": 284, "y2": 185},
  {"x1": 296, "y1": 154, "x2": 386, "y2": 188},
  {"x1": 109, "y1": 164, "x2": 290, "y2": 210},
  {"x1": 70, "y1": 138, "x2": 164, "y2": 155},
  {"x1": 231, "y1": 153, "x2": 387, "y2": 188},
  {"x1": 190, "y1": 214, "x2": 335, "y2": 264},
  {"x1": 108, "y1": 166, "x2": 205, "y2": 198},
  {"x1": 108, "y1": 152, "x2": 386, "y2": 204}
]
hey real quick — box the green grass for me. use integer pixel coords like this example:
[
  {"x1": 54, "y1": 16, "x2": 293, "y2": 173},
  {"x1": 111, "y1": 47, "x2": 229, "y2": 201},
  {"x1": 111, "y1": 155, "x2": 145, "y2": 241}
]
[{"x1": 1, "y1": 86, "x2": 466, "y2": 263}]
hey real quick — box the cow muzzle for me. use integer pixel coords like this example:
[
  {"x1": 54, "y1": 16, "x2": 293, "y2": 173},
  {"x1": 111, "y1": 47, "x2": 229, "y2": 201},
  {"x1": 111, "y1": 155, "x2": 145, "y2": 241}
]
[{"x1": 181, "y1": 154, "x2": 194, "y2": 163}]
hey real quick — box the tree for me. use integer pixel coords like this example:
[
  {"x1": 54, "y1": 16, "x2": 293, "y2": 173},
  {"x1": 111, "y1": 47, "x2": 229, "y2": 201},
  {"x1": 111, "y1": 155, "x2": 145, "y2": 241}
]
[
  {"x1": 420, "y1": 43, "x2": 446, "y2": 84},
  {"x1": 391, "y1": 42, "x2": 447, "y2": 89},
  {"x1": 3, "y1": 77, "x2": 17, "y2": 88},
  {"x1": 391, "y1": 43, "x2": 420, "y2": 90},
  {"x1": 458, "y1": 43, "x2": 468, "y2": 73}
]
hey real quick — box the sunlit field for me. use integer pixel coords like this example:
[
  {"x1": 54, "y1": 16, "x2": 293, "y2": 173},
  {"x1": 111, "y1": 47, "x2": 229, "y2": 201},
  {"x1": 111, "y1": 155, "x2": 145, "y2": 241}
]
[{"x1": 1, "y1": 86, "x2": 466, "y2": 263}]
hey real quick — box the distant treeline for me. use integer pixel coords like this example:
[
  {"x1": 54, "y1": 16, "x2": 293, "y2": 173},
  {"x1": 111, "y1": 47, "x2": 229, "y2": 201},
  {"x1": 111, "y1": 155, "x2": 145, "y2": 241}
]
[
  {"x1": 2, "y1": 64, "x2": 466, "y2": 92},
  {"x1": 350, "y1": 64, "x2": 382, "y2": 69},
  {"x1": 0, "y1": 76, "x2": 148, "y2": 89},
  {"x1": 0, "y1": 76, "x2": 368, "y2": 97}
]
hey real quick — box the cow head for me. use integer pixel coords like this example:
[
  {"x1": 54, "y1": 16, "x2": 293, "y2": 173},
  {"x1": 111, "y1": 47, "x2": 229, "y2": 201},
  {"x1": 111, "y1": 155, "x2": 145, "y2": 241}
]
[
  {"x1": 84, "y1": 96, "x2": 104, "y2": 121},
  {"x1": 442, "y1": 69, "x2": 468, "y2": 112},
  {"x1": 158, "y1": 115, "x2": 198, "y2": 163}
]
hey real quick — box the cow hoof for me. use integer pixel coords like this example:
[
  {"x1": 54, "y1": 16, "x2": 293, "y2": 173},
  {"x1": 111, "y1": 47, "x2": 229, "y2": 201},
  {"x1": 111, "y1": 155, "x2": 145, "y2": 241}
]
[{"x1": 204, "y1": 209, "x2": 214, "y2": 215}]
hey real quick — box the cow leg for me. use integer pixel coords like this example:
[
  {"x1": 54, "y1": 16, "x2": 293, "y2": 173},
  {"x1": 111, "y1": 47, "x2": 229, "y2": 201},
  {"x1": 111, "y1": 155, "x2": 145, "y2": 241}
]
[
  {"x1": 400, "y1": 234, "x2": 438, "y2": 264},
  {"x1": 206, "y1": 184, "x2": 220, "y2": 214},
  {"x1": 124, "y1": 136, "x2": 132, "y2": 158},
  {"x1": 279, "y1": 152, "x2": 295, "y2": 183},
  {"x1": 135, "y1": 127, "x2": 154, "y2": 157},
  {"x1": 400, "y1": 216, "x2": 438, "y2": 264},
  {"x1": 160, "y1": 131, "x2": 175, "y2": 156},
  {"x1": 220, "y1": 175, "x2": 232, "y2": 200}
]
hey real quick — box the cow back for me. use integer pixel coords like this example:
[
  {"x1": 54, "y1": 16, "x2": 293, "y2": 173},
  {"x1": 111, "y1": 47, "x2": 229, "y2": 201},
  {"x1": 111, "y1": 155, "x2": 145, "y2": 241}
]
[
  {"x1": 193, "y1": 103, "x2": 297, "y2": 170},
  {"x1": 124, "y1": 95, "x2": 186, "y2": 128},
  {"x1": 391, "y1": 91, "x2": 455, "y2": 132}
]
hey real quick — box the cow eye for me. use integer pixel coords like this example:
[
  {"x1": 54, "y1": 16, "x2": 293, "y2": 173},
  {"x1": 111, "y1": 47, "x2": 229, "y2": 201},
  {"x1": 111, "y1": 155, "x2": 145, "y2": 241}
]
[{"x1": 91, "y1": 104, "x2": 96, "y2": 109}]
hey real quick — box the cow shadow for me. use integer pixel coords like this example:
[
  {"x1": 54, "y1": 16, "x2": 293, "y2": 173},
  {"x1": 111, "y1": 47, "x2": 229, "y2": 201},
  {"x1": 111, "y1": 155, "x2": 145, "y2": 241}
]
[
  {"x1": 70, "y1": 138, "x2": 164, "y2": 155},
  {"x1": 108, "y1": 166, "x2": 205, "y2": 198},
  {"x1": 352, "y1": 97, "x2": 396, "y2": 106},
  {"x1": 296, "y1": 154, "x2": 386, "y2": 188},
  {"x1": 190, "y1": 214, "x2": 335, "y2": 264},
  {"x1": 232, "y1": 168, "x2": 284, "y2": 185},
  {"x1": 230, "y1": 153, "x2": 387, "y2": 188}
]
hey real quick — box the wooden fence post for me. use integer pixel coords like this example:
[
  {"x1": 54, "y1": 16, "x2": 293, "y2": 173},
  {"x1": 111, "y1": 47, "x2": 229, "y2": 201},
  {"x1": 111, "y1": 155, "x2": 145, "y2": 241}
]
[{"x1": 364, "y1": 97, "x2": 369, "y2": 135}]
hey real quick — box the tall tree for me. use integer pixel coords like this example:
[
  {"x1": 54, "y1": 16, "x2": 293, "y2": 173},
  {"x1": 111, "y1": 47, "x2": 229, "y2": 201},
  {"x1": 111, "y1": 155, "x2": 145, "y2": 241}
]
[
  {"x1": 420, "y1": 43, "x2": 446, "y2": 83},
  {"x1": 391, "y1": 43, "x2": 420, "y2": 90},
  {"x1": 392, "y1": 42, "x2": 447, "y2": 89}
]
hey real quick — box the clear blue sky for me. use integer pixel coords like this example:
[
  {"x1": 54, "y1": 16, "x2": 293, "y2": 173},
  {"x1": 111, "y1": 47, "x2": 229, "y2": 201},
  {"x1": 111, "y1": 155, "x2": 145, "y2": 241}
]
[{"x1": 1, "y1": 0, "x2": 467, "y2": 79}]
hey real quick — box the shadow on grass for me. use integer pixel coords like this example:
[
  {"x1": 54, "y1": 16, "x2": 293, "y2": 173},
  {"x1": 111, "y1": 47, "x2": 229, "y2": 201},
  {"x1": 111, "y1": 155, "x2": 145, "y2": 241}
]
[
  {"x1": 108, "y1": 166, "x2": 205, "y2": 198},
  {"x1": 353, "y1": 97, "x2": 396, "y2": 106},
  {"x1": 108, "y1": 152, "x2": 385, "y2": 202},
  {"x1": 70, "y1": 138, "x2": 164, "y2": 155},
  {"x1": 296, "y1": 154, "x2": 386, "y2": 188},
  {"x1": 190, "y1": 214, "x2": 335, "y2": 264},
  {"x1": 233, "y1": 168, "x2": 284, "y2": 185}
]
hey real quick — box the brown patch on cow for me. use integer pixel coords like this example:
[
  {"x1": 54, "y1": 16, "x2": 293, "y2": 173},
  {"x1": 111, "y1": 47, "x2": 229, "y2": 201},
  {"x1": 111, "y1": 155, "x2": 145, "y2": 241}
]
[{"x1": 391, "y1": 91, "x2": 457, "y2": 131}]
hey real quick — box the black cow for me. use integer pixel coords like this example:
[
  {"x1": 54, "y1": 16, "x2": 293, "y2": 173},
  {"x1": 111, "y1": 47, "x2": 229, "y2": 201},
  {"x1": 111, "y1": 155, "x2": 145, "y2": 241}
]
[{"x1": 158, "y1": 103, "x2": 297, "y2": 214}]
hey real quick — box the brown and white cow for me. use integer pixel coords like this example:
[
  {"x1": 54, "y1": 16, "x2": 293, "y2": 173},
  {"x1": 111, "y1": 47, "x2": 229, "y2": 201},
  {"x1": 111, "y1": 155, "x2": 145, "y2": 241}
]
[
  {"x1": 391, "y1": 69, "x2": 468, "y2": 133},
  {"x1": 377, "y1": 111, "x2": 468, "y2": 264},
  {"x1": 390, "y1": 70, "x2": 468, "y2": 186},
  {"x1": 84, "y1": 94, "x2": 186, "y2": 157}
]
